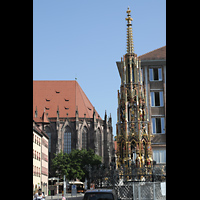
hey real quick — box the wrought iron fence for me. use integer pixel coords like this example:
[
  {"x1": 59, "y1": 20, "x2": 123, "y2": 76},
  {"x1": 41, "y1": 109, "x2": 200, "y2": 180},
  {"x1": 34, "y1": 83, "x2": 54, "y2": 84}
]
[
  {"x1": 132, "y1": 182, "x2": 166, "y2": 200},
  {"x1": 88, "y1": 164, "x2": 166, "y2": 200}
]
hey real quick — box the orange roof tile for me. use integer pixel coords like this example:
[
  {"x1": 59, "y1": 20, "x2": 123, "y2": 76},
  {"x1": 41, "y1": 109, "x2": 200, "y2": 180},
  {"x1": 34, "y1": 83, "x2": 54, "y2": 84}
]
[
  {"x1": 138, "y1": 46, "x2": 166, "y2": 61},
  {"x1": 33, "y1": 80, "x2": 101, "y2": 120}
]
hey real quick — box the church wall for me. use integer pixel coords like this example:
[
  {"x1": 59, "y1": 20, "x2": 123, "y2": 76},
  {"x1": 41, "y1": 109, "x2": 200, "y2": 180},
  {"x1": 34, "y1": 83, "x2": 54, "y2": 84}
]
[
  {"x1": 34, "y1": 112, "x2": 114, "y2": 178},
  {"x1": 33, "y1": 80, "x2": 114, "y2": 177},
  {"x1": 46, "y1": 116, "x2": 114, "y2": 177}
]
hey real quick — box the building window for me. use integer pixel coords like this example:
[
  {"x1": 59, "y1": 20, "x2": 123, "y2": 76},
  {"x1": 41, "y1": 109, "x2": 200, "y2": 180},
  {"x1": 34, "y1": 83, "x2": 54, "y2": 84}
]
[
  {"x1": 151, "y1": 91, "x2": 164, "y2": 106},
  {"x1": 64, "y1": 126, "x2": 71, "y2": 154},
  {"x1": 153, "y1": 150, "x2": 166, "y2": 163},
  {"x1": 82, "y1": 127, "x2": 88, "y2": 150},
  {"x1": 152, "y1": 117, "x2": 165, "y2": 134},
  {"x1": 149, "y1": 68, "x2": 162, "y2": 81}
]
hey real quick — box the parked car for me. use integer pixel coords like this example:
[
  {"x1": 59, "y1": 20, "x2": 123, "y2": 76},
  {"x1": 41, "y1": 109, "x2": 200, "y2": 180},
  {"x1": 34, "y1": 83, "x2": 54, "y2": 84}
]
[{"x1": 83, "y1": 189, "x2": 120, "y2": 200}]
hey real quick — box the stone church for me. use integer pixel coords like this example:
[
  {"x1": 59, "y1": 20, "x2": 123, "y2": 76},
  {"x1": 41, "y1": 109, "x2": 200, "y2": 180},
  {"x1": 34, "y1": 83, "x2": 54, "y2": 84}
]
[{"x1": 33, "y1": 80, "x2": 114, "y2": 176}]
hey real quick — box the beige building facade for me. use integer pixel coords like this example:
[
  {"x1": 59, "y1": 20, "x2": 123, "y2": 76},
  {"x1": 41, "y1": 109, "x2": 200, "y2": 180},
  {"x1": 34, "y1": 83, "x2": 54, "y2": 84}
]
[
  {"x1": 33, "y1": 120, "x2": 49, "y2": 195},
  {"x1": 41, "y1": 132, "x2": 49, "y2": 195},
  {"x1": 33, "y1": 122, "x2": 42, "y2": 193},
  {"x1": 138, "y1": 46, "x2": 166, "y2": 164}
]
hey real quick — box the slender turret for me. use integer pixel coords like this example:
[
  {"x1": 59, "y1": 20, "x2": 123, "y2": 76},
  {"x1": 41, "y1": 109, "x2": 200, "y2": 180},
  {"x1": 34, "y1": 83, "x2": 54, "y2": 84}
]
[{"x1": 126, "y1": 7, "x2": 134, "y2": 54}]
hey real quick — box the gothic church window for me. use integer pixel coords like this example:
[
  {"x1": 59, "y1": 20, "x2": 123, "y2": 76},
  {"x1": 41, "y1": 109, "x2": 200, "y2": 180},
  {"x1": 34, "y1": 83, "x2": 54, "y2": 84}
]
[
  {"x1": 82, "y1": 126, "x2": 88, "y2": 150},
  {"x1": 45, "y1": 127, "x2": 51, "y2": 153},
  {"x1": 64, "y1": 126, "x2": 71, "y2": 154},
  {"x1": 97, "y1": 128, "x2": 102, "y2": 157}
]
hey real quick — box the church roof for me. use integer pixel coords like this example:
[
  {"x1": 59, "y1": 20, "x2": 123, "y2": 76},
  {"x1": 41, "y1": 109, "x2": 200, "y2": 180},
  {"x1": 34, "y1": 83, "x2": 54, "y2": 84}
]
[
  {"x1": 138, "y1": 46, "x2": 166, "y2": 61},
  {"x1": 33, "y1": 120, "x2": 49, "y2": 139},
  {"x1": 33, "y1": 80, "x2": 102, "y2": 120}
]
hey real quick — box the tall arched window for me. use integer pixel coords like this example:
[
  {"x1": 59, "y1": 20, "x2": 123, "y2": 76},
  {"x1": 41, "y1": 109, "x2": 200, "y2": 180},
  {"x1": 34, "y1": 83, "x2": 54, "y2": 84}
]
[
  {"x1": 64, "y1": 126, "x2": 71, "y2": 154},
  {"x1": 97, "y1": 128, "x2": 102, "y2": 157},
  {"x1": 45, "y1": 126, "x2": 51, "y2": 153},
  {"x1": 82, "y1": 126, "x2": 88, "y2": 150}
]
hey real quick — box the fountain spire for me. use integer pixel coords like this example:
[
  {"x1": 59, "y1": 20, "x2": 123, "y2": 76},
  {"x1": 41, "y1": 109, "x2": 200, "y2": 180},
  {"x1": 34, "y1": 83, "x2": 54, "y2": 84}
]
[{"x1": 125, "y1": 7, "x2": 134, "y2": 54}]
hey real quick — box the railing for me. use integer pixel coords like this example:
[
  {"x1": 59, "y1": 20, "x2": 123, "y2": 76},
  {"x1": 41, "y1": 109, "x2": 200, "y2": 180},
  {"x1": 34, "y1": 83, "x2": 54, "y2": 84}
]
[{"x1": 86, "y1": 163, "x2": 166, "y2": 200}]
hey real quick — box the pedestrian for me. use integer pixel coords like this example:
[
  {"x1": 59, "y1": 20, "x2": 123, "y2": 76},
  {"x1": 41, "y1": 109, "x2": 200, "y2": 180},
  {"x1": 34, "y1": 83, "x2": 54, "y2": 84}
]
[
  {"x1": 33, "y1": 190, "x2": 45, "y2": 200},
  {"x1": 34, "y1": 188, "x2": 43, "y2": 199},
  {"x1": 34, "y1": 189, "x2": 39, "y2": 199}
]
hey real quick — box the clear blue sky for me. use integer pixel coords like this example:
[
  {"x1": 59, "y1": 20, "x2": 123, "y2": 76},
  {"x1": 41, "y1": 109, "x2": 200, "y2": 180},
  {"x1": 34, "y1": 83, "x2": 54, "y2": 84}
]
[{"x1": 33, "y1": 0, "x2": 166, "y2": 136}]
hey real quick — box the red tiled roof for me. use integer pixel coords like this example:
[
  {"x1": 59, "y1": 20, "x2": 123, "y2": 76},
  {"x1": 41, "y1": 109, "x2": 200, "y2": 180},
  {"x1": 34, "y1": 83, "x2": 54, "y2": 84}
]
[
  {"x1": 33, "y1": 80, "x2": 102, "y2": 120},
  {"x1": 138, "y1": 46, "x2": 166, "y2": 61},
  {"x1": 33, "y1": 120, "x2": 49, "y2": 139}
]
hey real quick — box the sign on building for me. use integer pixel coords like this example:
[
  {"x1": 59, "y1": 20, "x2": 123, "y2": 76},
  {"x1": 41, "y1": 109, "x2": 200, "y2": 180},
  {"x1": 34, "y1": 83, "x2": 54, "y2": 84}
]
[{"x1": 71, "y1": 185, "x2": 77, "y2": 197}]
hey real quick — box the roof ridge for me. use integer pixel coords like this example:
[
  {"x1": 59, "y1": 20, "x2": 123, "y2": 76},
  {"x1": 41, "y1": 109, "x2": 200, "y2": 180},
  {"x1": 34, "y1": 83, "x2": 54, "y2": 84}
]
[
  {"x1": 138, "y1": 45, "x2": 166, "y2": 58},
  {"x1": 76, "y1": 81, "x2": 91, "y2": 118}
]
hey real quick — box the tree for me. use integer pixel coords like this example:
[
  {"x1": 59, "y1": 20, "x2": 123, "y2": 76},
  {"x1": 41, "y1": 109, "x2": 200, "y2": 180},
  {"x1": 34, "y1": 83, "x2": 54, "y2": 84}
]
[
  {"x1": 51, "y1": 151, "x2": 70, "y2": 178},
  {"x1": 51, "y1": 149, "x2": 102, "y2": 181},
  {"x1": 67, "y1": 149, "x2": 85, "y2": 180}
]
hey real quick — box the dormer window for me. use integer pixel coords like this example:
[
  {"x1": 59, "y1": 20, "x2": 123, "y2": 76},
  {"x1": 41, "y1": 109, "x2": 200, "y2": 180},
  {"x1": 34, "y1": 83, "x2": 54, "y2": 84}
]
[{"x1": 55, "y1": 91, "x2": 60, "y2": 93}]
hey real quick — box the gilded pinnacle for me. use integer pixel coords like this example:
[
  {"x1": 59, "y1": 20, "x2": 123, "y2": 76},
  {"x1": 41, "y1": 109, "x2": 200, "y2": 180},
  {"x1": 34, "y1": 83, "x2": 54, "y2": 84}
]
[{"x1": 125, "y1": 7, "x2": 134, "y2": 54}]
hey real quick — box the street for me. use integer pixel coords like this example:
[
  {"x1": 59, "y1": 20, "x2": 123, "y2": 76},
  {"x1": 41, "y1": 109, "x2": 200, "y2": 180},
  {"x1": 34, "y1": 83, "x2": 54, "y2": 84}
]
[{"x1": 45, "y1": 193, "x2": 84, "y2": 200}]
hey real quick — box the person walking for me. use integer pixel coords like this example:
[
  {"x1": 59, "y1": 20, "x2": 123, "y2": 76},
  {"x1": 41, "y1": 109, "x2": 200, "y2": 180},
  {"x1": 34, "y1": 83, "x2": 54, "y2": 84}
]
[
  {"x1": 33, "y1": 190, "x2": 45, "y2": 200},
  {"x1": 34, "y1": 189, "x2": 39, "y2": 199}
]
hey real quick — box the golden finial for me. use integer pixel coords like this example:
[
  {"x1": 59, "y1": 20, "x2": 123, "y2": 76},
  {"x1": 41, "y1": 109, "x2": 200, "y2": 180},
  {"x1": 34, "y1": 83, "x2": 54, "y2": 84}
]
[
  {"x1": 126, "y1": 7, "x2": 133, "y2": 25},
  {"x1": 125, "y1": 7, "x2": 134, "y2": 54},
  {"x1": 126, "y1": 6, "x2": 131, "y2": 14}
]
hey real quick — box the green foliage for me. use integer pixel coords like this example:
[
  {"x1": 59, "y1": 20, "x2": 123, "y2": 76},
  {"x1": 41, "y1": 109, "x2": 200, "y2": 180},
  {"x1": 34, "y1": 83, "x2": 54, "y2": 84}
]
[
  {"x1": 51, "y1": 149, "x2": 102, "y2": 181},
  {"x1": 51, "y1": 151, "x2": 70, "y2": 178}
]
